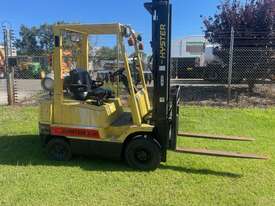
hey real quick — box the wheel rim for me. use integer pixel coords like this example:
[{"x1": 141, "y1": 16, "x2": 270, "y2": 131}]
[
  {"x1": 134, "y1": 148, "x2": 152, "y2": 164},
  {"x1": 209, "y1": 71, "x2": 218, "y2": 80},
  {"x1": 51, "y1": 144, "x2": 67, "y2": 160}
]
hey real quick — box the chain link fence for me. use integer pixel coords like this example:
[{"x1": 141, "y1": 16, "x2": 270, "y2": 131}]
[
  {"x1": 0, "y1": 30, "x2": 152, "y2": 105},
  {"x1": 171, "y1": 31, "x2": 275, "y2": 107},
  {"x1": 12, "y1": 54, "x2": 47, "y2": 104},
  {"x1": 1, "y1": 26, "x2": 275, "y2": 107}
]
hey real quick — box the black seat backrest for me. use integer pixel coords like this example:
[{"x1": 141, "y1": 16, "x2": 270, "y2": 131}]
[
  {"x1": 68, "y1": 69, "x2": 93, "y2": 100},
  {"x1": 68, "y1": 69, "x2": 112, "y2": 102},
  {"x1": 70, "y1": 69, "x2": 92, "y2": 89}
]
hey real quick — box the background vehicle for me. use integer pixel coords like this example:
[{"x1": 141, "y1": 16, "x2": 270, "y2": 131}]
[{"x1": 200, "y1": 44, "x2": 275, "y2": 83}]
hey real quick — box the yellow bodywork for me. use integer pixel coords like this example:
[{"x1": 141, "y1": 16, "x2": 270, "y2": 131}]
[{"x1": 39, "y1": 23, "x2": 153, "y2": 144}]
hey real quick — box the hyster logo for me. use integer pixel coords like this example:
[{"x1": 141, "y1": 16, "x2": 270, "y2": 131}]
[{"x1": 160, "y1": 24, "x2": 167, "y2": 59}]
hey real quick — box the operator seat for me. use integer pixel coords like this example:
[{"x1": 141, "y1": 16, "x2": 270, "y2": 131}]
[{"x1": 68, "y1": 69, "x2": 113, "y2": 103}]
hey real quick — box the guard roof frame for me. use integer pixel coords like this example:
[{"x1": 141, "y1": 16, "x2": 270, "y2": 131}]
[{"x1": 53, "y1": 23, "x2": 123, "y2": 35}]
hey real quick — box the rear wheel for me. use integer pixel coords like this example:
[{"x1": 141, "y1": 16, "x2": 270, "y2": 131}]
[
  {"x1": 124, "y1": 137, "x2": 161, "y2": 171},
  {"x1": 46, "y1": 138, "x2": 72, "y2": 161},
  {"x1": 205, "y1": 70, "x2": 219, "y2": 81}
]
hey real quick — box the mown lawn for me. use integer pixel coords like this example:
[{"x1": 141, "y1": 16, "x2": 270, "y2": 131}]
[{"x1": 0, "y1": 106, "x2": 274, "y2": 206}]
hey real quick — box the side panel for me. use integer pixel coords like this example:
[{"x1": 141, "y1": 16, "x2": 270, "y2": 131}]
[
  {"x1": 51, "y1": 126, "x2": 100, "y2": 139},
  {"x1": 70, "y1": 139, "x2": 123, "y2": 160},
  {"x1": 38, "y1": 123, "x2": 123, "y2": 160},
  {"x1": 54, "y1": 100, "x2": 123, "y2": 128},
  {"x1": 39, "y1": 123, "x2": 154, "y2": 160}
]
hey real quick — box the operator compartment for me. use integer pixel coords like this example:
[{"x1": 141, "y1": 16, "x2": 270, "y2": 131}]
[
  {"x1": 58, "y1": 67, "x2": 124, "y2": 128},
  {"x1": 64, "y1": 68, "x2": 122, "y2": 127},
  {"x1": 40, "y1": 23, "x2": 151, "y2": 139},
  {"x1": 39, "y1": 25, "x2": 137, "y2": 130}
]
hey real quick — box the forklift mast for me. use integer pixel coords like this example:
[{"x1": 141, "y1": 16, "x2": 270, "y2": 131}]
[
  {"x1": 145, "y1": 0, "x2": 266, "y2": 163},
  {"x1": 145, "y1": 0, "x2": 173, "y2": 159}
]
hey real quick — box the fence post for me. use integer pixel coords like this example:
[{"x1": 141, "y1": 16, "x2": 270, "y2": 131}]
[
  {"x1": 227, "y1": 27, "x2": 235, "y2": 104},
  {"x1": 3, "y1": 27, "x2": 15, "y2": 105},
  {"x1": 6, "y1": 67, "x2": 15, "y2": 105}
]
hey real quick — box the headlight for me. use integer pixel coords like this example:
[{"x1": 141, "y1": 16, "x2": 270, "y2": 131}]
[{"x1": 41, "y1": 73, "x2": 54, "y2": 92}]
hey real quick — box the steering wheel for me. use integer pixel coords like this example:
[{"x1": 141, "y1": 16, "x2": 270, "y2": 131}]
[
  {"x1": 111, "y1": 68, "x2": 131, "y2": 92},
  {"x1": 91, "y1": 80, "x2": 104, "y2": 89},
  {"x1": 112, "y1": 68, "x2": 125, "y2": 77}
]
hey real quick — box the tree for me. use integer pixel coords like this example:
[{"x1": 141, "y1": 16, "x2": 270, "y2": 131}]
[
  {"x1": 94, "y1": 46, "x2": 117, "y2": 62},
  {"x1": 202, "y1": 0, "x2": 275, "y2": 84},
  {"x1": 15, "y1": 22, "x2": 72, "y2": 55},
  {"x1": 15, "y1": 25, "x2": 40, "y2": 55},
  {"x1": 203, "y1": 0, "x2": 274, "y2": 48},
  {"x1": 37, "y1": 24, "x2": 54, "y2": 52}
]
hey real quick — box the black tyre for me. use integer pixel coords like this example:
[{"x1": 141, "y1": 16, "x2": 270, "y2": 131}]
[
  {"x1": 206, "y1": 70, "x2": 219, "y2": 81},
  {"x1": 124, "y1": 137, "x2": 161, "y2": 171},
  {"x1": 46, "y1": 138, "x2": 72, "y2": 161}
]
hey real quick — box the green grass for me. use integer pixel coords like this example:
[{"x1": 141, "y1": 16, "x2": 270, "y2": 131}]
[{"x1": 0, "y1": 106, "x2": 274, "y2": 206}]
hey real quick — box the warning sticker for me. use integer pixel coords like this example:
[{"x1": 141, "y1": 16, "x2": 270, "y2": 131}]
[
  {"x1": 159, "y1": 97, "x2": 166, "y2": 103},
  {"x1": 51, "y1": 126, "x2": 100, "y2": 139},
  {"x1": 159, "y1": 66, "x2": 166, "y2": 71}
]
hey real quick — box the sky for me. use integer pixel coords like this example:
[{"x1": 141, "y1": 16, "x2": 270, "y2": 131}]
[{"x1": 0, "y1": 0, "x2": 222, "y2": 52}]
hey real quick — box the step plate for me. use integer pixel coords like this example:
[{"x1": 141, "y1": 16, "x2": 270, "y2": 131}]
[
  {"x1": 176, "y1": 147, "x2": 267, "y2": 160},
  {"x1": 178, "y1": 132, "x2": 255, "y2": 141}
]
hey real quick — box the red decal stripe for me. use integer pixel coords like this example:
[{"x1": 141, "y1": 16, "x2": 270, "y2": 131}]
[{"x1": 51, "y1": 127, "x2": 100, "y2": 139}]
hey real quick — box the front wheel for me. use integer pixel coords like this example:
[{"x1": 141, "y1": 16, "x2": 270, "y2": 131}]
[
  {"x1": 124, "y1": 137, "x2": 161, "y2": 171},
  {"x1": 46, "y1": 138, "x2": 72, "y2": 161}
]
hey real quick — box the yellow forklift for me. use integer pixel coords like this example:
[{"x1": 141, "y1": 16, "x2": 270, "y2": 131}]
[{"x1": 39, "y1": 0, "x2": 266, "y2": 171}]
